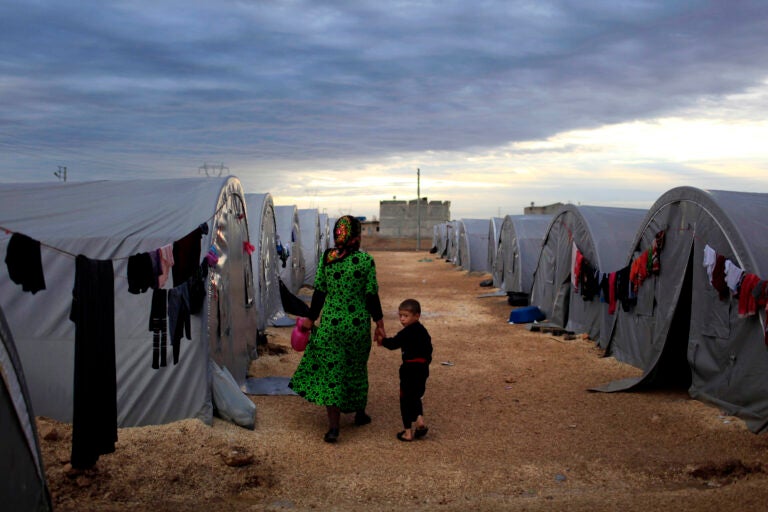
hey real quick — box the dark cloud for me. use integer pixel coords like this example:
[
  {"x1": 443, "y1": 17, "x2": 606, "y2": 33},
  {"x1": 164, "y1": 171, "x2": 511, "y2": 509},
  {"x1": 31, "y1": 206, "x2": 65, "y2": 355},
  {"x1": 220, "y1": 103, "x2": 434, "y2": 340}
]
[{"x1": 2, "y1": 0, "x2": 768, "y2": 180}]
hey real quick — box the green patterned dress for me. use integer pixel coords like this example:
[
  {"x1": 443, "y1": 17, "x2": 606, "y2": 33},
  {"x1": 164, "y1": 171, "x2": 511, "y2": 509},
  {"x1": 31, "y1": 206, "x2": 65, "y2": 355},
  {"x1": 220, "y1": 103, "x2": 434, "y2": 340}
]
[{"x1": 289, "y1": 250, "x2": 379, "y2": 412}]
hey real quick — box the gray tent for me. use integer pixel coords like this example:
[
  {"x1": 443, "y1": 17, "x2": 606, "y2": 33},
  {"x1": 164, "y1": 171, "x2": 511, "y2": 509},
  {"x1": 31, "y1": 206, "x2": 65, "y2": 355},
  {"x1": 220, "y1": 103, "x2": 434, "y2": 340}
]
[
  {"x1": 274, "y1": 205, "x2": 305, "y2": 295},
  {"x1": 432, "y1": 222, "x2": 450, "y2": 259},
  {"x1": 597, "y1": 187, "x2": 768, "y2": 433},
  {"x1": 245, "y1": 193, "x2": 283, "y2": 333},
  {"x1": 529, "y1": 205, "x2": 646, "y2": 341},
  {"x1": 446, "y1": 221, "x2": 459, "y2": 264},
  {"x1": 456, "y1": 218, "x2": 489, "y2": 272},
  {"x1": 494, "y1": 214, "x2": 553, "y2": 296},
  {"x1": 487, "y1": 217, "x2": 504, "y2": 284},
  {"x1": 1, "y1": 305, "x2": 52, "y2": 511},
  {"x1": 0, "y1": 177, "x2": 256, "y2": 427},
  {"x1": 298, "y1": 208, "x2": 321, "y2": 287}
]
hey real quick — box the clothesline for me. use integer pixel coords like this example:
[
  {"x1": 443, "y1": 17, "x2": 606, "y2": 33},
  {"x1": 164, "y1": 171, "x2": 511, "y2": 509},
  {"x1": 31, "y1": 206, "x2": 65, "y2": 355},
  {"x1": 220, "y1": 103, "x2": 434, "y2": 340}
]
[{"x1": 0, "y1": 199, "x2": 224, "y2": 261}]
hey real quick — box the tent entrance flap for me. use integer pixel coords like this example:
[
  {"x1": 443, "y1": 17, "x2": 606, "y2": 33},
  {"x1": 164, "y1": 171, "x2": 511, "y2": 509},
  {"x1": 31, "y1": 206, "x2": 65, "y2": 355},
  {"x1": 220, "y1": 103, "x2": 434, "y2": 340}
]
[{"x1": 591, "y1": 247, "x2": 694, "y2": 393}]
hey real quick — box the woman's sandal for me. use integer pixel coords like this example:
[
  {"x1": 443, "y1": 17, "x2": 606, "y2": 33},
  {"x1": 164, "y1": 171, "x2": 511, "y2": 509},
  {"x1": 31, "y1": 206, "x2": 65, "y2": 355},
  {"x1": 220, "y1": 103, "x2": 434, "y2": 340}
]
[
  {"x1": 414, "y1": 426, "x2": 429, "y2": 439},
  {"x1": 324, "y1": 428, "x2": 340, "y2": 443},
  {"x1": 396, "y1": 430, "x2": 413, "y2": 442}
]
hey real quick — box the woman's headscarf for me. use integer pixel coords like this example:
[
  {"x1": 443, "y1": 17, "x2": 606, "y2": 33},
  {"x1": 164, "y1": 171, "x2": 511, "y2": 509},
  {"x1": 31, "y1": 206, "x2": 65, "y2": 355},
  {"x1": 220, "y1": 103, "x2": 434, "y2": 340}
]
[{"x1": 324, "y1": 215, "x2": 361, "y2": 264}]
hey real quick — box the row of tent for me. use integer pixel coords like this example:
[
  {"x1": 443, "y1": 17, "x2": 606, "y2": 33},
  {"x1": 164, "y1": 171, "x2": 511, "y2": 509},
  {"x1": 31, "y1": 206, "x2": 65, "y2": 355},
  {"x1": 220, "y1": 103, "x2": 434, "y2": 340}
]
[
  {"x1": 0, "y1": 177, "x2": 340, "y2": 508},
  {"x1": 433, "y1": 186, "x2": 768, "y2": 434}
]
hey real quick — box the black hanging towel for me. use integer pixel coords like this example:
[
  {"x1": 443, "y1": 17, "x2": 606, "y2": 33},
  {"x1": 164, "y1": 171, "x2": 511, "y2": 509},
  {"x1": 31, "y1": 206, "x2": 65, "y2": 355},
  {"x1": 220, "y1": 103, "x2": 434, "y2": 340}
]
[
  {"x1": 5, "y1": 232, "x2": 46, "y2": 293},
  {"x1": 69, "y1": 255, "x2": 117, "y2": 469}
]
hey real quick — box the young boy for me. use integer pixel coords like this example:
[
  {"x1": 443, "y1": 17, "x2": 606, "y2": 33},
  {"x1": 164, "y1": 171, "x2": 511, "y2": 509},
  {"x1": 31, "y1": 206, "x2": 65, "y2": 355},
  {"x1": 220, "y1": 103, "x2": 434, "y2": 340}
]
[{"x1": 378, "y1": 299, "x2": 432, "y2": 442}]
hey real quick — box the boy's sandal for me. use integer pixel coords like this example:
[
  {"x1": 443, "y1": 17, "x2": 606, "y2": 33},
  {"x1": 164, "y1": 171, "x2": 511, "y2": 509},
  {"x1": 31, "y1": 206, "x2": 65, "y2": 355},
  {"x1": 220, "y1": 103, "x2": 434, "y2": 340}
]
[
  {"x1": 396, "y1": 430, "x2": 413, "y2": 442},
  {"x1": 414, "y1": 426, "x2": 429, "y2": 438}
]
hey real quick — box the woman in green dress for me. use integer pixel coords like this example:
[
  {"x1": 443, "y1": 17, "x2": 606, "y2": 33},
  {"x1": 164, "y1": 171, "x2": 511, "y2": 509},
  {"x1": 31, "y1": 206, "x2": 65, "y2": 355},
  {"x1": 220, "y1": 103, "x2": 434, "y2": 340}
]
[{"x1": 289, "y1": 216, "x2": 386, "y2": 442}]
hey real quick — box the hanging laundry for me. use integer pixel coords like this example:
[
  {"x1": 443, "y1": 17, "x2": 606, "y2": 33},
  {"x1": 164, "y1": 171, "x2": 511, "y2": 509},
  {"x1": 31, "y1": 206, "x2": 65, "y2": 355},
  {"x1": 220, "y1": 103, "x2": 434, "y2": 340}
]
[
  {"x1": 579, "y1": 258, "x2": 600, "y2": 301},
  {"x1": 276, "y1": 238, "x2": 289, "y2": 268},
  {"x1": 738, "y1": 274, "x2": 760, "y2": 317},
  {"x1": 711, "y1": 254, "x2": 728, "y2": 300},
  {"x1": 629, "y1": 251, "x2": 649, "y2": 293},
  {"x1": 188, "y1": 260, "x2": 208, "y2": 315},
  {"x1": 615, "y1": 266, "x2": 635, "y2": 312},
  {"x1": 205, "y1": 245, "x2": 220, "y2": 267},
  {"x1": 69, "y1": 255, "x2": 117, "y2": 470},
  {"x1": 607, "y1": 271, "x2": 618, "y2": 315},
  {"x1": 173, "y1": 223, "x2": 208, "y2": 287},
  {"x1": 599, "y1": 273, "x2": 609, "y2": 304},
  {"x1": 752, "y1": 280, "x2": 768, "y2": 309},
  {"x1": 149, "y1": 289, "x2": 168, "y2": 369},
  {"x1": 703, "y1": 244, "x2": 716, "y2": 284},
  {"x1": 5, "y1": 232, "x2": 46, "y2": 293},
  {"x1": 571, "y1": 241, "x2": 579, "y2": 288},
  {"x1": 724, "y1": 260, "x2": 744, "y2": 296},
  {"x1": 127, "y1": 252, "x2": 154, "y2": 294},
  {"x1": 168, "y1": 282, "x2": 191, "y2": 364},
  {"x1": 148, "y1": 249, "x2": 161, "y2": 290},
  {"x1": 158, "y1": 244, "x2": 174, "y2": 289}
]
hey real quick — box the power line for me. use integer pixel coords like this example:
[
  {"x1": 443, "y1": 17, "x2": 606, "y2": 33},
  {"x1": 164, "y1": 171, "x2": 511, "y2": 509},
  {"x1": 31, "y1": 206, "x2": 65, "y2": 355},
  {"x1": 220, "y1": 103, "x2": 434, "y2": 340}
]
[{"x1": 198, "y1": 162, "x2": 230, "y2": 177}]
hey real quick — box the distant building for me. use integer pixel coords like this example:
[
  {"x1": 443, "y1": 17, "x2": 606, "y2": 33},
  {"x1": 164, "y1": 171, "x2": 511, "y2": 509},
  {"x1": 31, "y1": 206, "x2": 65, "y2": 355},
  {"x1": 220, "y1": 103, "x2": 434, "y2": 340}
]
[
  {"x1": 361, "y1": 219, "x2": 379, "y2": 236},
  {"x1": 524, "y1": 202, "x2": 563, "y2": 215},
  {"x1": 379, "y1": 197, "x2": 451, "y2": 237}
]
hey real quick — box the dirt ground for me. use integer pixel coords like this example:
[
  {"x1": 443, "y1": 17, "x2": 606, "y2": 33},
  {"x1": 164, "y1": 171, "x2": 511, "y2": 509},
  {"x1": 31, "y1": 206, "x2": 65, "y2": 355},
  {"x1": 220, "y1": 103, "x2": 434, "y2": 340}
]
[{"x1": 39, "y1": 242, "x2": 768, "y2": 511}]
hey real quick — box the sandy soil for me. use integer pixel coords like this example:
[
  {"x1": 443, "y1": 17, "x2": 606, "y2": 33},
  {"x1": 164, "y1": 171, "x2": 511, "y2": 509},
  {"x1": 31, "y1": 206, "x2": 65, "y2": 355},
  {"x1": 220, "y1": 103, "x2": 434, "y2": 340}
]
[{"x1": 38, "y1": 245, "x2": 768, "y2": 511}]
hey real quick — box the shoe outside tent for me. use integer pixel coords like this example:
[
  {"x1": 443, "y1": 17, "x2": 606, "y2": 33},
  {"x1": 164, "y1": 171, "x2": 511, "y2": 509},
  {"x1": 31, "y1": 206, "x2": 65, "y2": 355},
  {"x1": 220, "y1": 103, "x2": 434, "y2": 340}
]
[{"x1": 595, "y1": 187, "x2": 768, "y2": 433}]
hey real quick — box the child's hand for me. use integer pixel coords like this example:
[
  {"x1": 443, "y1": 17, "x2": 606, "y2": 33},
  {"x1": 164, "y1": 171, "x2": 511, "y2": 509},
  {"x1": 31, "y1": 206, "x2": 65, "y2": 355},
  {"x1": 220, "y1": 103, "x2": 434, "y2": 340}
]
[{"x1": 374, "y1": 325, "x2": 386, "y2": 345}]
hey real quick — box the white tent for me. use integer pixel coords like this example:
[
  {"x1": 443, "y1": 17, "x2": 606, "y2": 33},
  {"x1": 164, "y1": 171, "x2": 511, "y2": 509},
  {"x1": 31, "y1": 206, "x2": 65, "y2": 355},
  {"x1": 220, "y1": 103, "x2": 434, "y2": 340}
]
[
  {"x1": 298, "y1": 208, "x2": 321, "y2": 287},
  {"x1": 529, "y1": 205, "x2": 646, "y2": 341},
  {"x1": 245, "y1": 193, "x2": 283, "y2": 333},
  {"x1": 456, "y1": 218, "x2": 490, "y2": 273},
  {"x1": 597, "y1": 187, "x2": 768, "y2": 433},
  {"x1": 0, "y1": 304, "x2": 52, "y2": 511},
  {"x1": 0, "y1": 177, "x2": 256, "y2": 427},
  {"x1": 274, "y1": 205, "x2": 305, "y2": 295}
]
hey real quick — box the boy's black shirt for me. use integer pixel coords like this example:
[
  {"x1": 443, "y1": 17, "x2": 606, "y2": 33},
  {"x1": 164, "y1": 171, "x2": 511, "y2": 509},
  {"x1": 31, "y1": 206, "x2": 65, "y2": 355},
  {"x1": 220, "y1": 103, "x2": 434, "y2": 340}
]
[{"x1": 382, "y1": 321, "x2": 432, "y2": 363}]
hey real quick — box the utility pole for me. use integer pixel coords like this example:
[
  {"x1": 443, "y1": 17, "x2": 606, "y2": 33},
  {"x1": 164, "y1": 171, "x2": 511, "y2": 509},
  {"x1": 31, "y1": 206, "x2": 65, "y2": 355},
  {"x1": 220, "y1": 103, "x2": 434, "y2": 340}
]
[
  {"x1": 54, "y1": 166, "x2": 67, "y2": 182},
  {"x1": 416, "y1": 167, "x2": 421, "y2": 251},
  {"x1": 198, "y1": 162, "x2": 229, "y2": 177}
]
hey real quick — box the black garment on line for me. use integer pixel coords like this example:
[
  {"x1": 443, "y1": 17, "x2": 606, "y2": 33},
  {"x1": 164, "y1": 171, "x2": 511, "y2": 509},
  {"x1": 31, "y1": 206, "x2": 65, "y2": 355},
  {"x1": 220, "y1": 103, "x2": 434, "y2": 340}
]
[
  {"x1": 5, "y1": 232, "x2": 46, "y2": 293},
  {"x1": 168, "y1": 282, "x2": 191, "y2": 365},
  {"x1": 172, "y1": 223, "x2": 208, "y2": 287},
  {"x1": 149, "y1": 288, "x2": 168, "y2": 369},
  {"x1": 69, "y1": 255, "x2": 117, "y2": 469},
  {"x1": 127, "y1": 252, "x2": 154, "y2": 294}
]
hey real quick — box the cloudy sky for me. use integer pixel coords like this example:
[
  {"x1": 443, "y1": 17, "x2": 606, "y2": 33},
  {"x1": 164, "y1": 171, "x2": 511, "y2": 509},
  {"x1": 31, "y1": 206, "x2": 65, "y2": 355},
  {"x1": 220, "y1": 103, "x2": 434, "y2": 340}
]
[{"x1": 2, "y1": 1, "x2": 768, "y2": 220}]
